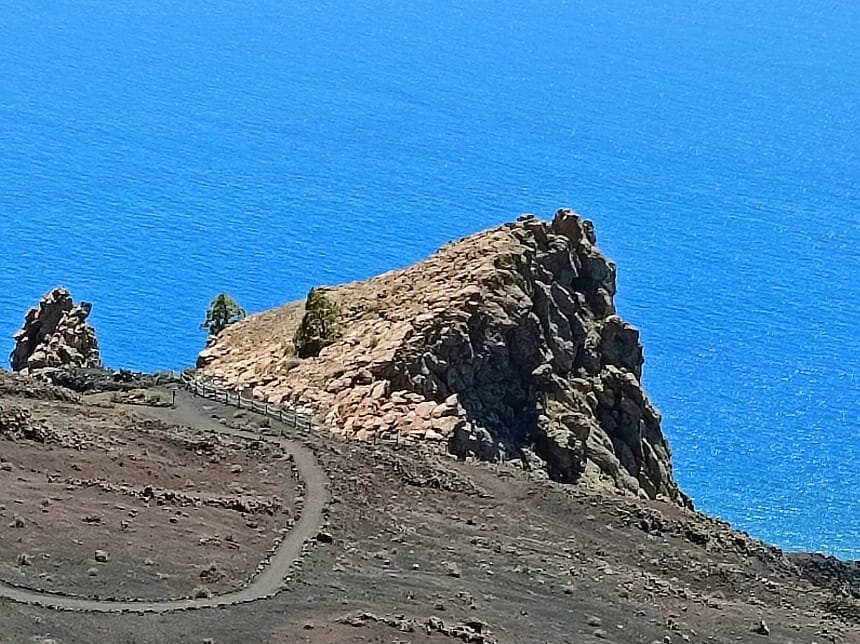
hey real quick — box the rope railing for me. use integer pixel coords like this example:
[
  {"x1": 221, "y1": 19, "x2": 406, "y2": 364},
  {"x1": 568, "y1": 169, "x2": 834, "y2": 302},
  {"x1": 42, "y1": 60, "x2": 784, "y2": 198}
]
[{"x1": 173, "y1": 371, "x2": 316, "y2": 435}]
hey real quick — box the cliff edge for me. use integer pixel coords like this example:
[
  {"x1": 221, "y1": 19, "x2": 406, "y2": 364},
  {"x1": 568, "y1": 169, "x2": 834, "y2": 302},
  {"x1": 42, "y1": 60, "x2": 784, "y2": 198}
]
[{"x1": 199, "y1": 209, "x2": 687, "y2": 505}]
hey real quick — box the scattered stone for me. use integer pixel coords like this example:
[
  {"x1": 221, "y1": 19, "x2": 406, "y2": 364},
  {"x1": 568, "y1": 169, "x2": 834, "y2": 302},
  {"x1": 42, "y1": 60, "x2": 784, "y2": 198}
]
[
  {"x1": 753, "y1": 619, "x2": 770, "y2": 636},
  {"x1": 338, "y1": 612, "x2": 492, "y2": 643},
  {"x1": 444, "y1": 561, "x2": 462, "y2": 578},
  {"x1": 0, "y1": 404, "x2": 53, "y2": 443},
  {"x1": 200, "y1": 564, "x2": 225, "y2": 582},
  {"x1": 94, "y1": 550, "x2": 109, "y2": 563}
]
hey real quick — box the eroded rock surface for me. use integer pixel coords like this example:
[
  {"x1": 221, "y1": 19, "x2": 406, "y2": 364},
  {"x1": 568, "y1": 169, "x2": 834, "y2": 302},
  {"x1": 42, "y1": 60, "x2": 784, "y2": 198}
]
[
  {"x1": 199, "y1": 209, "x2": 687, "y2": 504},
  {"x1": 10, "y1": 287, "x2": 102, "y2": 374}
]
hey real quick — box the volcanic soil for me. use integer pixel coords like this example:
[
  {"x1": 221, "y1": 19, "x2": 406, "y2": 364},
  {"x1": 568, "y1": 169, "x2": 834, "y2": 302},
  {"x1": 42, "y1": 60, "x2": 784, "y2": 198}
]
[
  {"x1": 2, "y1": 376, "x2": 860, "y2": 643},
  {"x1": 0, "y1": 385, "x2": 296, "y2": 602}
]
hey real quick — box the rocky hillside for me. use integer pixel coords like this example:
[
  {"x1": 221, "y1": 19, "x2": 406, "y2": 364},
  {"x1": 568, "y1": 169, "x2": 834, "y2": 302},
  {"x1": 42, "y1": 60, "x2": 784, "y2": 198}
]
[
  {"x1": 199, "y1": 209, "x2": 687, "y2": 505},
  {"x1": 10, "y1": 287, "x2": 101, "y2": 374}
]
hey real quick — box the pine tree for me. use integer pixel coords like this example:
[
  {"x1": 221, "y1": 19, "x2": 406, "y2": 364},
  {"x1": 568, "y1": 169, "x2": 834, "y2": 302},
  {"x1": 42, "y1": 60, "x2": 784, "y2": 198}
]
[
  {"x1": 293, "y1": 287, "x2": 343, "y2": 357},
  {"x1": 201, "y1": 293, "x2": 246, "y2": 337}
]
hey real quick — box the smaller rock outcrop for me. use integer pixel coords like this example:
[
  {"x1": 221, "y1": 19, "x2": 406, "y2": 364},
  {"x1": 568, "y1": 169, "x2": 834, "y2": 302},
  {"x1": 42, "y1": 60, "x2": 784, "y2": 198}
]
[
  {"x1": 0, "y1": 403, "x2": 51, "y2": 442},
  {"x1": 0, "y1": 369, "x2": 81, "y2": 403},
  {"x1": 46, "y1": 367, "x2": 168, "y2": 394},
  {"x1": 10, "y1": 287, "x2": 102, "y2": 374}
]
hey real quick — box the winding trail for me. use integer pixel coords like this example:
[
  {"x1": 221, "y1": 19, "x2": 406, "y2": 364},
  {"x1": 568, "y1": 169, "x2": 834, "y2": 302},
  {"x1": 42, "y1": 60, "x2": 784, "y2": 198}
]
[{"x1": 0, "y1": 388, "x2": 329, "y2": 613}]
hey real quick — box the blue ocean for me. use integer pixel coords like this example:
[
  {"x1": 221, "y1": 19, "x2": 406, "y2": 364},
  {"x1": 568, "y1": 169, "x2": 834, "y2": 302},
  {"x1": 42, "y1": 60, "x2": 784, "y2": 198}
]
[{"x1": 0, "y1": 1, "x2": 857, "y2": 557}]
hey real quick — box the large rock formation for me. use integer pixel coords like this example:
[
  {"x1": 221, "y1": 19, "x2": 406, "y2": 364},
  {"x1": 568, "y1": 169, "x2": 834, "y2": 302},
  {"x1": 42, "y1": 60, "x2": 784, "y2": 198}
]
[
  {"x1": 10, "y1": 287, "x2": 102, "y2": 374},
  {"x1": 199, "y1": 209, "x2": 688, "y2": 504}
]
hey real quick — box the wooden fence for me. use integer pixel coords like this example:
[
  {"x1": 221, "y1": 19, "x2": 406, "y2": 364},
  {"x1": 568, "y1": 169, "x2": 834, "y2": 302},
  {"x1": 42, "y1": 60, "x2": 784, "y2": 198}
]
[{"x1": 177, "y1": 373, "x2": 316, "y2": 434}]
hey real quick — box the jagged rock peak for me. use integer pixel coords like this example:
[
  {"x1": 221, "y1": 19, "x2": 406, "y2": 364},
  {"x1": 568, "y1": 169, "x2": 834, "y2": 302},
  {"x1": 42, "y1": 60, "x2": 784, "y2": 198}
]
[
  {"x1": 10, "y1": 287, "x2": 102, "y2": 374},
  {"x1": 199, "y1": 209, "x2": 689, "y2": 505}
]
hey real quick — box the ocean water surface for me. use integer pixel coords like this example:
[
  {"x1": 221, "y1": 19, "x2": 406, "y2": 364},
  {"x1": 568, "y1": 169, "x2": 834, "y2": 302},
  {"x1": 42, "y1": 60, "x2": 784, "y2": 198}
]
[{"x1": 1, "y1": 1, "x2": 858, "y2": 557}]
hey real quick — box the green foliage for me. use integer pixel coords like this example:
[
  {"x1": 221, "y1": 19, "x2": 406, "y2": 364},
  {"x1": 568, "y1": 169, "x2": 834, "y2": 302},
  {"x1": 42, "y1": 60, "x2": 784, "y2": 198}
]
[
  {"x1": 293, "y1": 287, "x2": 343, "y2": 358},
  {"x1": 201, "y1": 293, "x2": 246, "y2": 337}
]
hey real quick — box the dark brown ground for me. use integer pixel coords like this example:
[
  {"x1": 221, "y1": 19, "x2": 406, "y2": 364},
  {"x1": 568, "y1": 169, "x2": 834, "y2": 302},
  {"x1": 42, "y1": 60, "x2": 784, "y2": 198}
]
[
  {"x1": 0, "y1": 391, "x2": 296, "y2": 601},
  {"x1": 2, "y1": 374, "x2": 860, "y2": 643}
]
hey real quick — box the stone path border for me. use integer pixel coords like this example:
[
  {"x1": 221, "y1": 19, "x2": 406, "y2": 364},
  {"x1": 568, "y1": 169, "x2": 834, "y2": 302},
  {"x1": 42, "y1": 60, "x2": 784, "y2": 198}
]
[{"x1": 0, "y1": 381, "x2": 329, "y2": 613}]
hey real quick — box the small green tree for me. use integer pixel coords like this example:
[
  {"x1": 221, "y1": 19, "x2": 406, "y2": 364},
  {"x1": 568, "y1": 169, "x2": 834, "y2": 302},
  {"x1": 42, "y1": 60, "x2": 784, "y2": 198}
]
[
  {"x1": 293, "y1": 287, "x2": 343, "y2": 358},
  {"x1": 201, "y1": 293, "x2": 246, "y2": 337}
]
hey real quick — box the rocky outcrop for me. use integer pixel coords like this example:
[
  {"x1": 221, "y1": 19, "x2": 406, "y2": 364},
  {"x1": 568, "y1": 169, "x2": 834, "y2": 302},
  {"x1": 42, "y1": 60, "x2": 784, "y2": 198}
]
[
  {"x1": 0, "y1": 403, "x2": 52, "y2": 442},
  {"x1": 199, "y1": 209, "x2": 688, "y2": 505},
  {"x1": 46, "y1": 367, "x2": 169, "y2": 394},
  {"x1": 0, "y1": 369, "x2": 81, "y2": 403},
  {"x1": 10, "y1": 288, "x2": 102, "y2": 374}
]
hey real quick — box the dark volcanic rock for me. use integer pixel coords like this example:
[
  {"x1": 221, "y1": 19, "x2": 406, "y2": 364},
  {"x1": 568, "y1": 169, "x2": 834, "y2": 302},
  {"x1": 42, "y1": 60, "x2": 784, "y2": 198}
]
[
  {"x1": 10, "y1": 287, "x2": 102, "y2": 374},
  {"x1": 381, "y1": 211, "x2": 688, "y2": 504},
  {"x1": 45, "y1": 367, "x2": 166, "y2": 393},
  {"x1": 788, "y1": 551, "x2": 860, "y2": 598},
  {"x1": 0, "y1": 369, "x2": 80, "y2": 403}
]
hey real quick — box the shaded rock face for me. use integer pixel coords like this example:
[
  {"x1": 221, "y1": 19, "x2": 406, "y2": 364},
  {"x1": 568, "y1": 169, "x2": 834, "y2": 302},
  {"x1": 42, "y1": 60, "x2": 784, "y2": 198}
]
[
  {"x1": 374, "y1": 212, "x2": 682, "y2": 503},
  {"x1": 10, "y1": 288, "x2": 102, "y2": 374},
  {"x1": 199, "y1": 209, "x2": 687, "y2": 505}
]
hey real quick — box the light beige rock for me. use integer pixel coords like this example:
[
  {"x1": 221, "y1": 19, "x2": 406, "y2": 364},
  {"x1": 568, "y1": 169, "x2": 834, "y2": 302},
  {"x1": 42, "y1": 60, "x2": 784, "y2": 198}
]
[
  {"x1": 431, "y1": 403, "x2": 455, "y2": 419},
  {"x1": 414, "y1": 401, "x2": 436, "y2": 419}
]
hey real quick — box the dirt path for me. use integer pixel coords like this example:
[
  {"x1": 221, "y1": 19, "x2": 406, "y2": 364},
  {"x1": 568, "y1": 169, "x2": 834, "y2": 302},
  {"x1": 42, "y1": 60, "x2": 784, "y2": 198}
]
[{"x1": 0, "y1": 389, "x2": 329, "y2": 613}]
